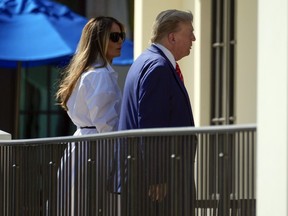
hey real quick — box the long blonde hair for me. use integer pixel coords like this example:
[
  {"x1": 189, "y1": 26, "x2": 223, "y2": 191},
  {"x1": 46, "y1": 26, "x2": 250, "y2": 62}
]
[{"x1": 56, "y1": 16, "x2": 125, "y2": 110}]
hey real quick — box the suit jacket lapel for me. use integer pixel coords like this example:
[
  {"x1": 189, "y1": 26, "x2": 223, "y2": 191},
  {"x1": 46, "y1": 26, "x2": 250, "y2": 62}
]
[
  {"x1": 148, "y1": 45, "x2": 194, "y2": 123},
  {"x1": 149, "y1": 45, "x2": 192, "y2": 102}
]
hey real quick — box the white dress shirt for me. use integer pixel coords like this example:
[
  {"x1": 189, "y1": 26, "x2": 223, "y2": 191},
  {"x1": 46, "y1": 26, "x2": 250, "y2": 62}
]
[
  {"x1": 153, "y1": 43, "x2": 176, "y2": 68},
  {"x1": 66, "y1": 62, "x2": 122, "y2": 135}
]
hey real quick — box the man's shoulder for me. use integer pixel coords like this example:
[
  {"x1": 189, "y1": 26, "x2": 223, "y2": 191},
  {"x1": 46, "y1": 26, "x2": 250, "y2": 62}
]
[{"x1": 134, "y1": 48, "x2": 168, "y2": 66}]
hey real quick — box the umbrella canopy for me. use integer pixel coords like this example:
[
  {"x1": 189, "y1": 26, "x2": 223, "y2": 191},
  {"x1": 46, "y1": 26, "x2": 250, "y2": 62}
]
[
  {"x1": 0, "y1": 0, "x2": 88, "y2": 68},
  {"x1": 113, "y1": 38, "x2": 133, "y2": 65},
  {"x1": 0, "y1": 0, "x2": 133, "y2": 67}
]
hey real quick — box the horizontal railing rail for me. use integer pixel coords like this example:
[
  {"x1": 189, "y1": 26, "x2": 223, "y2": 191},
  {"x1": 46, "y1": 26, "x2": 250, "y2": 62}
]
[{"x1": 0, "y1": 124, "x2": 256, "y2": 216}]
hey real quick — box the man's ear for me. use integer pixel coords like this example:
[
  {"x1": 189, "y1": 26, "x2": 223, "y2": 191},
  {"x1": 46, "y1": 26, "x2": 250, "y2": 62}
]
[{"x1": 168, "y1": 32, "x2": 176, "y2": 44}]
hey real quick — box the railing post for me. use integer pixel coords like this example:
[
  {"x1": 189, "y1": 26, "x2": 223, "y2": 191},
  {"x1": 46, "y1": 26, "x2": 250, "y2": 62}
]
[{"x1": 217, "y1": 133, "x2": 231, "y2": 216}]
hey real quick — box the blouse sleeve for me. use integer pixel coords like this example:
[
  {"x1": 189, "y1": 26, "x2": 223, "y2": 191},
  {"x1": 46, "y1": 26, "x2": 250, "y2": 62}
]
[{"x1": 83, "y1": 71, "x2": 121, "y2": 133}]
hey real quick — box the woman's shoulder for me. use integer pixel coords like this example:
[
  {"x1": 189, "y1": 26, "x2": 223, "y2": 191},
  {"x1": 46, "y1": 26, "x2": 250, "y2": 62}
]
[
  {"x1": 81, "y1": 65, "x2": 115, "y2": 85},
  {"x1": 82, "y1": 66, "x2": 109, "y2": 78}
]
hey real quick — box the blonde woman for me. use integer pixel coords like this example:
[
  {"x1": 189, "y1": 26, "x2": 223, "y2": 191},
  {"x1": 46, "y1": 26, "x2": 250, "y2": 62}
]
[
  {"x1": 56, "y1": 16, "x2": 125, "y2": 215},
  {"x1": 56, "y1": 16, "x2": 125, "y2": 135}
]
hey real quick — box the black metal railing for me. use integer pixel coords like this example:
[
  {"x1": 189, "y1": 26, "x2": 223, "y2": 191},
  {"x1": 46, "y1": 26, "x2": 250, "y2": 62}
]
[{"x1": 0, "y1": 124, "x2": 256, "y2": 216}]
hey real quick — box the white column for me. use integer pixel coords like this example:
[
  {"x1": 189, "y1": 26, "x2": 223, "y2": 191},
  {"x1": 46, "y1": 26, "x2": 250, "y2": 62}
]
[
  {"x1": 235, "y1": 0, "x2": 257, "y2": 124},
  {"x1": 257, "y1": 0, "x2": 288, "y2": 215},
  {"x1": 186, "y1": 0, "x2": 210, "y2": 126},
  {"x1": 134, "y1": 0, "x2": 183, "y2": 57}
]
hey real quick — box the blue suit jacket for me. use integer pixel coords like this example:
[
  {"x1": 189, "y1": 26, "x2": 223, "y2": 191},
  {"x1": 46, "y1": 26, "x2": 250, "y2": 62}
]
[
  {"x1": 110, "y1": 45, "x2": 197, "y2": 195},
  {"x1": 119, "y1": 44, "x2": 195, "y2": 130}
]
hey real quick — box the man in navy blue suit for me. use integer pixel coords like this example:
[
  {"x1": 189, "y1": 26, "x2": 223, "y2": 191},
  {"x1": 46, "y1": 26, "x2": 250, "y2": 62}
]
[
  {"x1": 118, "y1": 9, "x2": 197, "y2": 216},
  {"x1": 119, "y1": 9, "x2": 196, "y2": 130}
]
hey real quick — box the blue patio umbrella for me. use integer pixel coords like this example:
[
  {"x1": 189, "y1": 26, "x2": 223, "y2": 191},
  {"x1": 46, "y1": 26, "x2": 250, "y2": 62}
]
[
  {"x1": 0, "y1": 0, "x2": 133, "y2": 68},
  {"x1": 113, "y1": 39, "x2": 133, "y2": 65},
  {"x1": 0, "y1": 0, "x2": 88, "y2": 68},
  {"x1": 0, "y1": 0, "x2": 88, "y2": 137}
]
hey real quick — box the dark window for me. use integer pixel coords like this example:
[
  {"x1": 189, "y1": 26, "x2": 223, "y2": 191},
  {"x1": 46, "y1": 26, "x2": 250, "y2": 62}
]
[
  {"x1": 19, "y1": 66, "x2": 75, "y2": 138},
  {"x1": 209, "y1": 0, "x2": 237, "y2": 203},
  {"x1": 211, "y1": 0, "x2": 235, "y2": 125},
  {"x1": 56, "y1": 0, "x2": 86, "y2": 16}
]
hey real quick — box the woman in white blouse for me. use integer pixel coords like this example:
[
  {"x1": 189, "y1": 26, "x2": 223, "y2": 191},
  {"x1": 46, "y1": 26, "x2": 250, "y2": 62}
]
[
  {"x1": 56, "y1": 16, "x2": 125, "y2": 134},
  {"x1": 55, "y1": 16, "x2": 125, "y2": 215}
]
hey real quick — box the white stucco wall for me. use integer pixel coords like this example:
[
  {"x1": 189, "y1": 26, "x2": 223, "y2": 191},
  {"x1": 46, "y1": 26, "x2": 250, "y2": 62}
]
[
  {"x1": 257, "y1": 0, "x2": 288, "y2": 215},
  {"x1": 134, "y1": 0, "x2": 183, "y2": 58},
  {"x1": 235, "y1": 0, "x2": 257, "y2": 124},
  {"x1": 189, "y1": 0, "x2": 211, "y2": 126}
]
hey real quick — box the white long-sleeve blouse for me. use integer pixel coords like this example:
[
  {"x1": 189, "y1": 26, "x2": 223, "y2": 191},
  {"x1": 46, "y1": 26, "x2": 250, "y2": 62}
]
[{"x1": 66, "y1": 63, "x2": 122, "y2": 135}]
